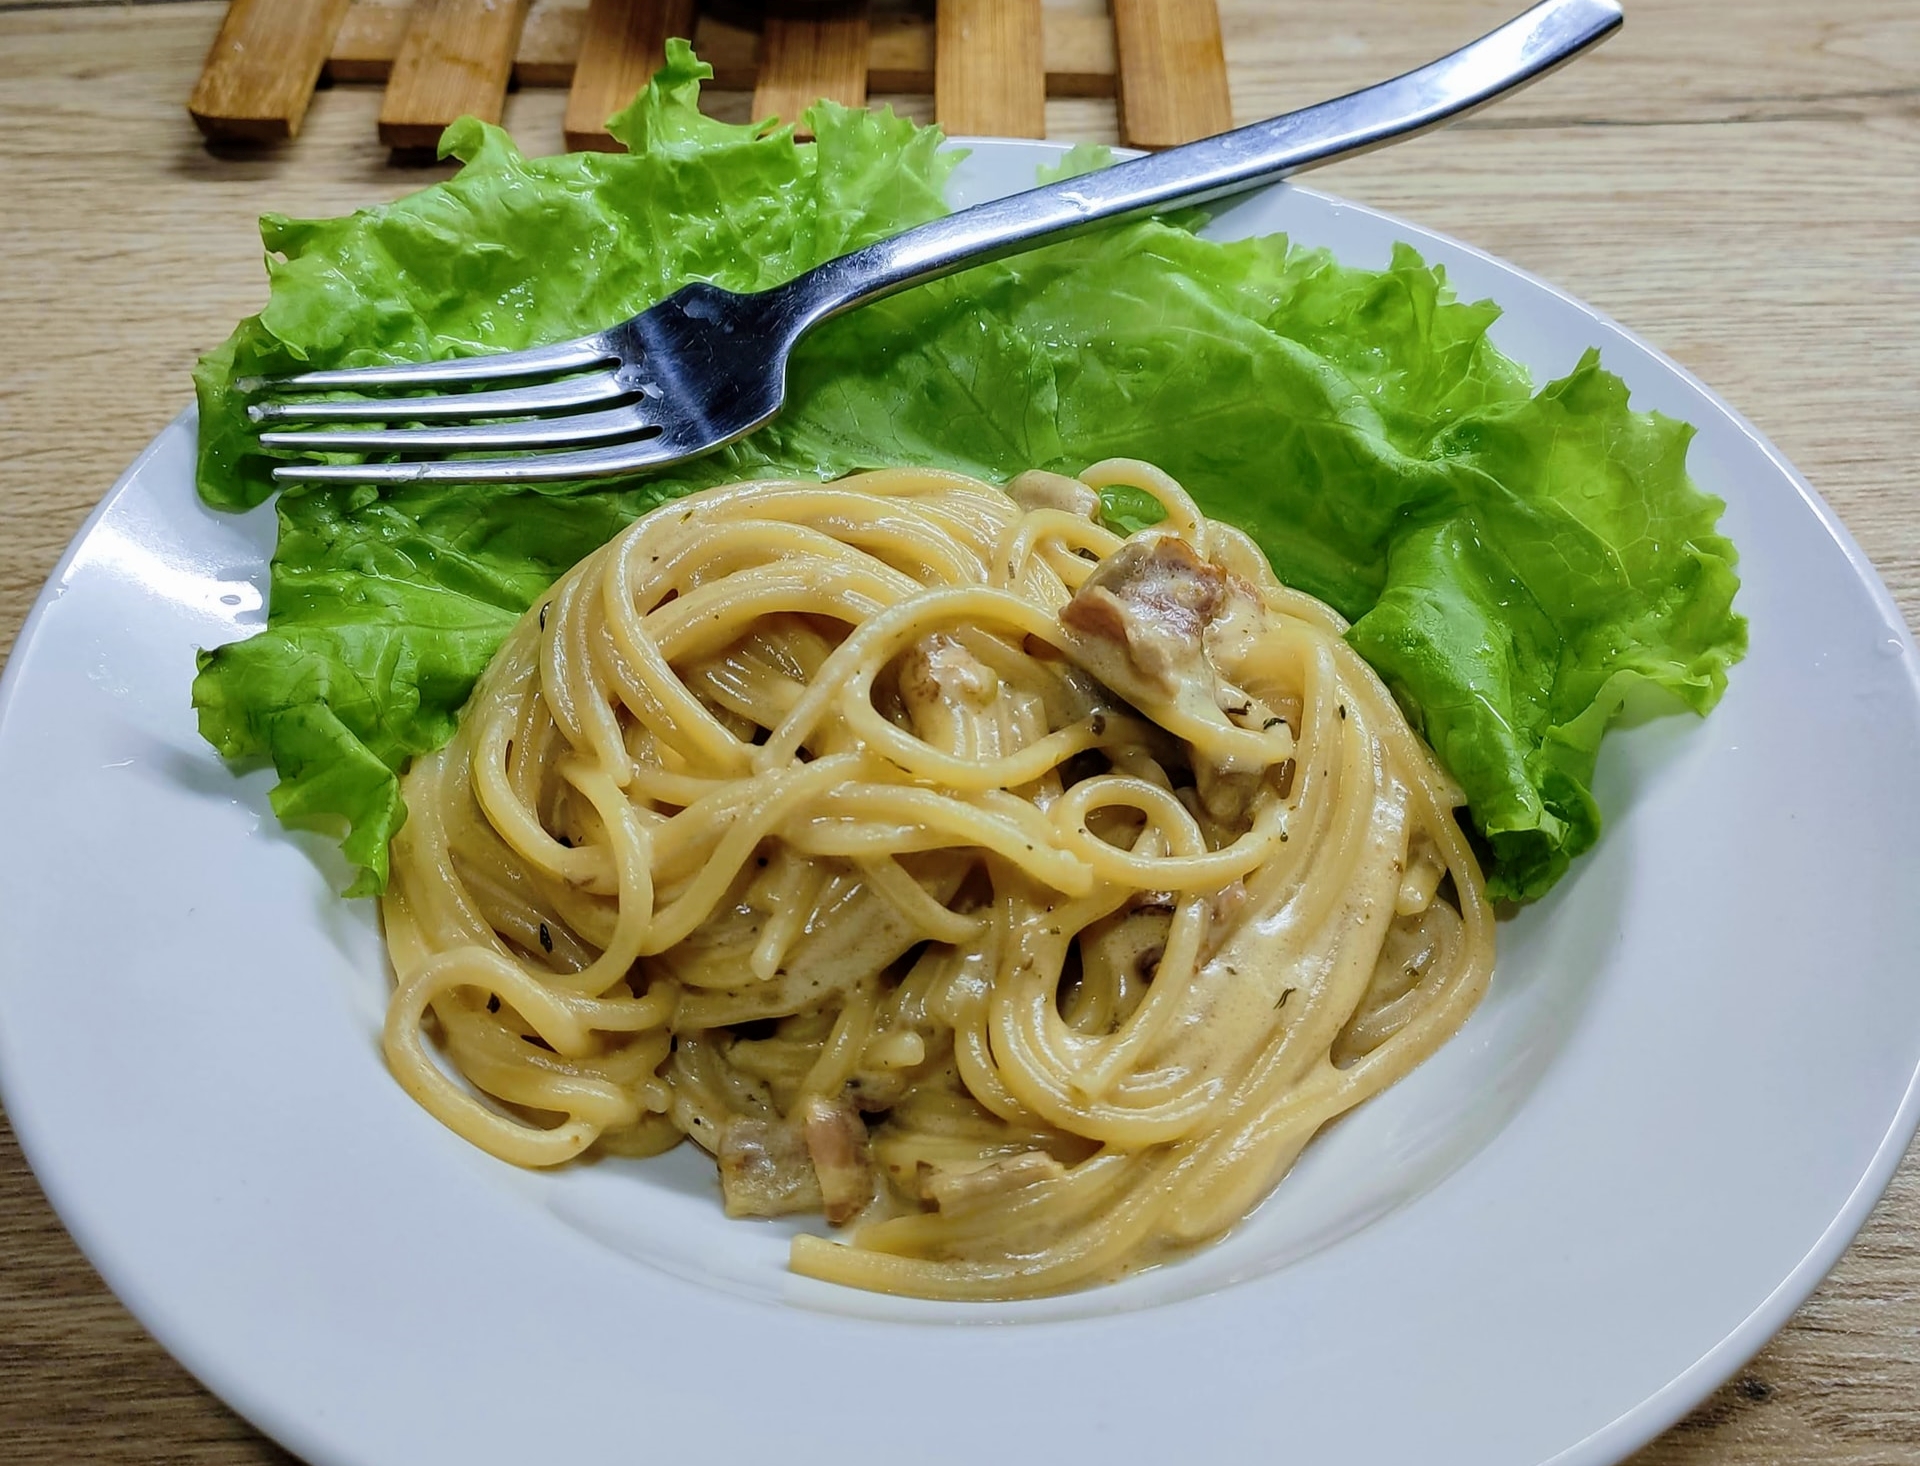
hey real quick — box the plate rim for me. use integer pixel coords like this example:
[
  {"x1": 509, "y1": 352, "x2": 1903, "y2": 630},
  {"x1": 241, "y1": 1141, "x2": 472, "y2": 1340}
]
[{"x1": 2, "y1": 144, "x2": 1917, "y2": 1466}]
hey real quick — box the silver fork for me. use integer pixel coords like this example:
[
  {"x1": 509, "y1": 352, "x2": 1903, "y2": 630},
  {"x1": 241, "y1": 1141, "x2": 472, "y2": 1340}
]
[{"x1": 250, "y1": 0, "x2": 1621, "y2": 486}]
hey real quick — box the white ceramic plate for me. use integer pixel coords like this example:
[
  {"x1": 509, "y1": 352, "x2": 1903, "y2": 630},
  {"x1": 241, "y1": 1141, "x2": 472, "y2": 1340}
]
[{"x1": 3, "y1": 141, "x2": 1918, "y2": 1466}]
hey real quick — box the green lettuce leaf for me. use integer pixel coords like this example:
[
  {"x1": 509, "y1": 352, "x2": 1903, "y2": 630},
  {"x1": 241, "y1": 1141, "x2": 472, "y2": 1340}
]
[{"x1": 193, "y1": 45, "x2": 1744, "y2": 901}]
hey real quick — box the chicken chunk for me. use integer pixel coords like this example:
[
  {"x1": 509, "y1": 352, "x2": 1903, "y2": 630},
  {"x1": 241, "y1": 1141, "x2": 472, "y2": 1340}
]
[
  {"x1": 897, "y1": 632, "x2": 1001, "y2": 759},
  {"x1": 799, "y1": 1095, "x2": 877, "y2": 1225},
  {"x1": 1059, "y1": 532, "x2": 1227, "y2": 695},
  {"x1": 1058, "y1": 533, "x2": 1284, "y2": 775},
  {"x1": 1006, "y1": 469, "x2": 1101, "y2": 520},
  {"x1": 899, "y1": 633, "x2": 998, "y2": 716},
  {"x1": 718, "y1": 1118, "x2": 824, "y2": 1218}
]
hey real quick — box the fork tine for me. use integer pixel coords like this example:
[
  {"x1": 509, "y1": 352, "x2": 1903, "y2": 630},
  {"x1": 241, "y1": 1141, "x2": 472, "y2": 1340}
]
[
  {"x1": 240, "y1": 333, "x2": 618, "y2": 394},
  {"x1": 247, "y1": 370, "x2": 634, "y2": 425},
  {"x1": 258, "y1": 404, "x2": 656, "y2": 456},
  {"x1": 271, "y1": 435, "x2": 694, "y2": 486}
]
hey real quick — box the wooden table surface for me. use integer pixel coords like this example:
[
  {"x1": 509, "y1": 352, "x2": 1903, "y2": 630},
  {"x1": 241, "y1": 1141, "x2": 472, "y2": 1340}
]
[{"x1": 2, "y1": 0, "x2": 1917, "y2": 1460}]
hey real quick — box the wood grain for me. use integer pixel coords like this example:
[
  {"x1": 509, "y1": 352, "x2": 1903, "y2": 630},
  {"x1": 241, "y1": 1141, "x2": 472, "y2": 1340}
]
[
  {"x1": 1111, "y1": 0, "x2": 1232, "y2": 147},
  {"x1": 752, "y1": 0, "x2": 869, "y2": 134},
  {"x1": 377, "y1": 0, "x2": 534, "y2": 149},
  {"x1": 563, "y1": 0, "x2": 696, "y2": 150},
  {"x1": 1, "y1": 2, "x2": 1918, "y2": 1462},
  {"x1": 187, "y1": 0, "x2": 351, "y2": 141},
  {"x1": 935, "y1": 0, "x2": 1045, "y2": 139}
]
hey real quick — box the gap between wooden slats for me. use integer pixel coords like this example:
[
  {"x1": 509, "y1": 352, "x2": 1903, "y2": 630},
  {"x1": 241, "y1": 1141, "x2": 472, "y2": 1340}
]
[
  {"x1": 378, "y1": 0, "x2": 535, "y2": 150},
  {"x1": 565, "y1": 0, "x2": 696, "y2": 150},
  {"x1": 935, "y1": 0, "x2": 1044, "y2": 138},
  {"x1": 189, "y1": 0, "x2": 352, "y2": 142},
  {"x1": 1110, "y1": 0, "x2": 1232, "y2": 148},
  {"x1": 754, "y1": 1, "x2": 871, "y2": 136}
]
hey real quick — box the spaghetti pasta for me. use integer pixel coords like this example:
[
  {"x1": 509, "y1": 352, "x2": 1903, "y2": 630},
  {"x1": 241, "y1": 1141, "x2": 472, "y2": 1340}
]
[{"x1": 380, "y1": 459, "x2": 1495, "y2": 1299}]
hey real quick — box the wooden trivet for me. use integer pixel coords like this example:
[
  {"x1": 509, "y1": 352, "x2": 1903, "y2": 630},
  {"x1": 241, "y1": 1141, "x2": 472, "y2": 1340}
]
[{"x1": 188, "y1": 0, "x2": 1232, "y2": 154}]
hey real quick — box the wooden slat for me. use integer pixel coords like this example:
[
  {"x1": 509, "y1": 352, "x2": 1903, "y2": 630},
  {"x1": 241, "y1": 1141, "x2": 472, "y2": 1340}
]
[
  {"x1": 1110, "y1": 0, "x2": 1232, "y2": 148},
  {"x1": 378, "y1": 0, "x2": 534, "y2": 150},
  {"x1": 935, "y1": 0, "x2": 1044, "y2": 138},
  {"x1": 188, "y1": 0, "x2": 352, "y2": 142},
  {"x1": 707, "y1": 9, "x2": 1114, "y2": 97},
  {"x1": 752, "y1": 0, "x2": 870, "y2": 135},
  {"x1": 564, "y1": 0, "x2": 696, "y2": 151},
  {"x1": 324, "y1": 3, "x2": 1118, "y2": 99},
  {"x1": 330, "y1": 3, "x2": 658, "y2": 89}
]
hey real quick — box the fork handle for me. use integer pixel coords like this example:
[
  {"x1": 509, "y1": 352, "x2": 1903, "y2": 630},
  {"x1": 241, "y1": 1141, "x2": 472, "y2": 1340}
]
[{"x1": 783, "y1": 0, "x2": 1620, "y2": 332}]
